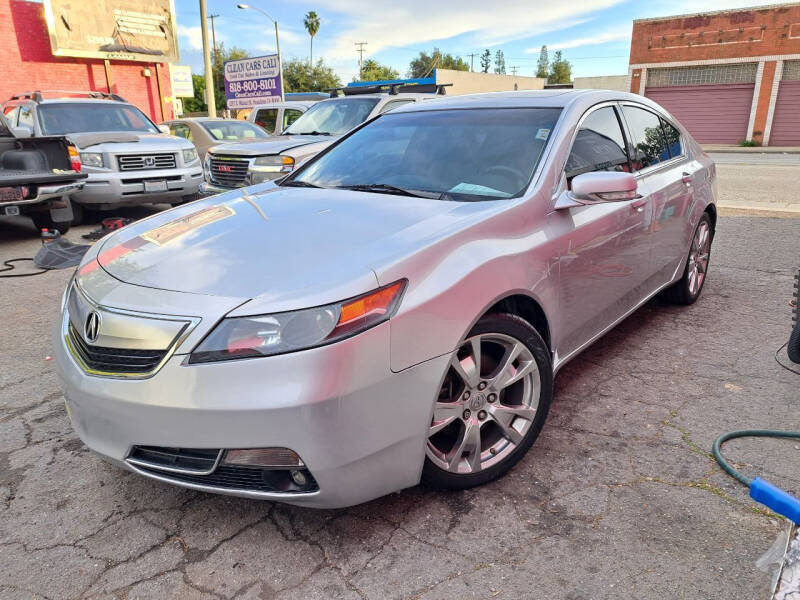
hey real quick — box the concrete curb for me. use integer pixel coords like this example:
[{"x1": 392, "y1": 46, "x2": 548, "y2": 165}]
[
  {"x1": 704, "y1": 145, "x2": 800, "y2": 154},
  {"x1": 717, "y1": 204, "x2": 800, "y2": 218}
]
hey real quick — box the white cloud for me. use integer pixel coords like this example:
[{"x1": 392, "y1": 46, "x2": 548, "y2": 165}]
[
  {"x1": 529, "y1": 28, "x2": 632, "y2": 52},
  {"x1": 310, "y1": 0, "x2": 626, "y2": 61},
  {"x1": 176, "y1": 25, "x2": 204, "y2": 52}
]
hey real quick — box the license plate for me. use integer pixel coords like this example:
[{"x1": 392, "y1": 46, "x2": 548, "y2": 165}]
[
  {"x1": 144, "y1": 180, "x2": 168, "y2": 193},
  {"x1": 3, "y1": 205, "x2": 20, "y2": 216},
  {"x1": 0, "y1": 186, "x2": 24, "y2": 203}
]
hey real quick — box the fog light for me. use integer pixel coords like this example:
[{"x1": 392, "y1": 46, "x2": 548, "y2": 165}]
[
  {"x1": 290, "y1": 469, "x2": 308, "y2": 487},
  {"x1": 223, "y1": 448, "x2": 304, "y2": 468}
]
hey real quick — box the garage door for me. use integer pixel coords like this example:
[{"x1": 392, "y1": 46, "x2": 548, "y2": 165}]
[
  {"x1": 769, "y1": 61, "x2": 800, "y2": 146},
  {"x1": 644, "y1": 64, "x2": 757, "y2": 144}
]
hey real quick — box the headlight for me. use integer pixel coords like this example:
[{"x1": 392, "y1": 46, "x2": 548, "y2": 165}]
[
  {"x1": 79, "y1": 152, "x2": 103, "y2": 168},
  {"x1": 183, "y1": 148, "x2": 199, "y2": 164},
  {"x1": 189, "y1": 280, "x2": 406, "y2": 363}
]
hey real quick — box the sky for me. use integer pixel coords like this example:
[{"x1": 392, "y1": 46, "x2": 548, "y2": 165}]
[{"x1": 174, "y1": 0, "x2": 796, "y2": 83}]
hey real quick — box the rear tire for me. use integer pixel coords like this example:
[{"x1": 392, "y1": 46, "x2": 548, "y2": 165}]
[
  {"x1": 30, "y1": 212, "x2": 70, "y2": 235},
  {"x1": 71, "y1": 203, "x2": 100, "y2": 226},
  {"x1": 422, "y1": 313, "x2": 553, "y2": 490},
  {"x1": 662, "y1": 213, "x2": 713, "y2": 305},
  {"x1": 788, "y1": 323, "x2": 800, "y2": 364}
]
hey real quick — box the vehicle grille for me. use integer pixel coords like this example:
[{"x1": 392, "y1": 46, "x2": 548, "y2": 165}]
[
  {"x1": 127, "y1": 446, "x2": 319, "y2": 494},
  {"x1": 117, "y1": 153, "x2": 177, "y2": 171},
  {"x1": 208, "y1": 156, "x2": 249, "y2": 187},
  {"x1": 68, "y1": 324, "x2": 167, "y2": 374}
]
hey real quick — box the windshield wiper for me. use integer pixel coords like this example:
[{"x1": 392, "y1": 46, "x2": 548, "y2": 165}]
[
  {"x1": 286, "y1": 130, "x2": 332, "y2": 136},
  {"x1": 335, "y1": 183, "x2": 439, "y2": 199},
  {"x1": 280, "y1": 180, "x2": 322, "y2": 188}
]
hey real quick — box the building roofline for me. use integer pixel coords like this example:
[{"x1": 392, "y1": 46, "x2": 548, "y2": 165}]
[{"x1": 632, "y1": 2, "x2": 800, "y2": 25}]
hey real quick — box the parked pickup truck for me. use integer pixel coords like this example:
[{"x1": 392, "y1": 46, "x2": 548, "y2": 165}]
[{"x1": 0, "y1": 113, "x2": 86, "y2": 234}]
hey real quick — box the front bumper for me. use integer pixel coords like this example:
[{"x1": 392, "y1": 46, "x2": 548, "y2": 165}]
[
  {"x1": 75, "y1": 165, "x2": 203, "y2": 207},
  {"x1": 54, "y1": 306, "x2": 448, "y2": 508}
]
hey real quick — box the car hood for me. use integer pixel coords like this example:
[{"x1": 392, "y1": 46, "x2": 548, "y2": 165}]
[
  {"x1": 94, "y1": 185, "x2": 496, "y2": 311},
  {"x1": 208, "y1": 135, "x2": 332, "y2": 157},
  {"x1": 69, "y1": 132, "x2": 191, "y2": 151}
]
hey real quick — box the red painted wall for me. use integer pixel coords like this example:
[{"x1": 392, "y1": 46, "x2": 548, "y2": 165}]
[
  {"x1": 2, "y1": 0, "x2": 173, "y2": 122},
  {"x1": 630, "y1": 4, "x2": 800, "y2": 65}
]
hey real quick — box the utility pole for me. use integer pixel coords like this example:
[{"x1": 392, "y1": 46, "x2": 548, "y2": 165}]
[
  {"x1": 208, "y1": 14, "x2": 220, "y2": 95},
  {"x1": 199, "y1": 0, "x2": 216, "y2": 117},
  {"x1": 467, "y1": 53, "x2": 476, "y2": 72},
  {"x1": 355, "y1": 42, "x2": 367, "y2": 80},
  {"x1": 510, "y1": 66, "x2": 519, "y2": 76}
]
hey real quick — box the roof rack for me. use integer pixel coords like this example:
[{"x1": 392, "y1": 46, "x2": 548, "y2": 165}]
[
  {"x1": 327, "y1": 83, "x2": 452, "y2": 98},
  {"x1": 8, "y1": 90, "x2": 128, "y2": 103}
]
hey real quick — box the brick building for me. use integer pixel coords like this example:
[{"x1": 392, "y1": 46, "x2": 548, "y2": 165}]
[
  {"x1": 1, "y1": 0, "x2": 174, "y2": 122},
  {"x1": 628, "y1": 3, "x2": 800, "y2": 145}
]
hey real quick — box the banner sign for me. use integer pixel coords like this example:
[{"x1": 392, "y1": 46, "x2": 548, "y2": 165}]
[
  {"x1": 224, "y1": 54, "x2": 283, "y2": 109},
  {"x1": 170, "y1": 65, "x2": 194, "y2": 97}
]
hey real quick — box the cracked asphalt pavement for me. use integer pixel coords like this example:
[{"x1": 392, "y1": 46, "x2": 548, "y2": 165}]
[{"x1": 0, "y1": 212, "x2": 798, "y2": 599}]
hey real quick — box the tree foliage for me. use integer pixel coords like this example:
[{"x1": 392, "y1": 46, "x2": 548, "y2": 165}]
[
  {"x1": 494, "y1": 49, "x2": 506, "y2": 75},
  {"x1": 303, "y1": 11, "x2": 320, "y2": 64},
  {"x1": 547, "y1": 50, "x2": 572, "y2": 84},
  {"x1": 355, "y1": 59, "x2": 399, "y2": 82},
  {"x1": 408, "y1": 48, "x2": 469, "y2": 78},
  {"x1": 536, "y1": 45, "x2": 549, "y2": 78},
  {"x1": 283, "y1": 57, "x2": 342, "y2": 92},
  {"x1": 480, "y1": 49, "x2": 491, "y2": 73}
]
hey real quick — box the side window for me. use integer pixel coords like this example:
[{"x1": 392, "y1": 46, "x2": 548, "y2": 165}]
[
  {"x1": 283, "y1": 109, "x2": 303, "y2": 130},
  {"x1": 3, "y1": 106, "x2": 19, "y2": 125},
  {"x1": 254, "y1": 108, "x2": 278, "y2": 134},
  {"x1": 169, "y1": 123, "x2": 193, "y2": 141},
  {"x1": 622, "y1": 106, "x2": 670, "y2": 170},
  {"x1": 379, "y1": 100, "x2": 413, "y2": 114},
  {"x1": 565, "y1": 106, "x2": 629, "y2": 180},
  {"x1": 660, "y1": 118, "x2": 682, "y2": 158},
  {"x1": 18, "y1": 105, "x2": 34, "y2": 129}
]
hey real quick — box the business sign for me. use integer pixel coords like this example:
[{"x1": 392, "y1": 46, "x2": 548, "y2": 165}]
[
  {"x1": 170, "y1": 65, "x2": 194, "y2": 97},
  {"x1": 224, "y1": 54, "x2": 283, "y2": 109},
  {"x1": 42, "y1": 0, "x2": 179, "y2": 63}
]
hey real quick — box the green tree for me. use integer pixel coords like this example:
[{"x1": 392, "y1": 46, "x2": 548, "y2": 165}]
[
  {"x1": 536, "y1": 45, "x2": 549, "y2": 78},
  {"x1": 408, "y1": 48, "x2": 469, "y2": 78},
  {"x1": 480, "y1": 49, "x2": 491, "y2": 73},
  {"x1": 182, "y1": 74, "x2": 208, "y2": 113},
  {"x1": 494, "y1": 49, "x2": 506, "y2": 75},
  {"x1": 355, "y1": 59, "x2": 399, "y2": 82},
  {"x1": 282, "y1": 57, "x2": 342, "y2": 92},
  {"x1": 303, "y1": 11, "x2": 320, "y2": 65},
  {"x1": 548, "y1": 50, "x2": 572, "y2": 84}
]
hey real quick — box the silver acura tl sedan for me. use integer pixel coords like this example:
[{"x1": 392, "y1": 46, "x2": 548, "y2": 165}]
[{"x1": 55, "y1": 90, "x2": 717, "y2": 508}]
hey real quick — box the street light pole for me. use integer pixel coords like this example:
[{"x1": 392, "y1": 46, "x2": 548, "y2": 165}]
[
  {"x1": 199, "y1": 0, "x2": 216, "y2": 117},
  {"x1": 236, "y1": 4, "x2": 284, "y2": 102}
]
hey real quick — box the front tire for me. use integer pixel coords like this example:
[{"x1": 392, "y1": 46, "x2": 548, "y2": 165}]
[
  {"x1": 422, "y1": 313, "x2": 553, "y2": 490},
  {"x1": 662, "y1": 213, "x2": 713, "y2": 305}
]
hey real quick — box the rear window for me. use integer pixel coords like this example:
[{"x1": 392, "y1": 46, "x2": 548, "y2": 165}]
[
  {"x1": 201, "y1": 121, "x2": 269, "y2": 141},
  {"x1": 39, "y1": 103, "x2": 159, "y2": 135}
]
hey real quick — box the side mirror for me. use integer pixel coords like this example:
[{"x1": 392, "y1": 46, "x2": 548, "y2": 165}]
[
  {"x1": 11, "y1": 125, "x2": 33, "y2": 138},
  {"x1": 555, "y1": 171, "x2": 639, "y2": 209},
  {"x1": 157, "y1": 124, "x2": 171, "y2": 134}
]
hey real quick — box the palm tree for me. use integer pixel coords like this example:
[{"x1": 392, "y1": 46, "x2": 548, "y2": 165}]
[{"x1": 303, "y1": 11, "x2": 320, "y2": 65}]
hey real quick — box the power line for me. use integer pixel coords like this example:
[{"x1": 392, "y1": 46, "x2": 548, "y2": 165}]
[
  {"x1": 510, "y1": 66, "x2": 519, "y2": 76},
  {"x1": 355, "y1": 42, "x2": 367, "y2": 79},
  {"x1": 467, "y1": 52, "x2": 477, "y2": 72}
]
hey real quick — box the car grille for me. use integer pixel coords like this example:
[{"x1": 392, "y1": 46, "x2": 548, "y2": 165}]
[
  {"x1": 208, "y1": 156, "x2": 249, "y2": 187},
  {"x1": 127, "y1": 446, "x2": 319, "y2": 494},
  {"x1": 117, "y1": 153, "x2": 177, "y2": 171},
  {"x1": 67, "y1": 324, "x2": 167, "y2": 374}
]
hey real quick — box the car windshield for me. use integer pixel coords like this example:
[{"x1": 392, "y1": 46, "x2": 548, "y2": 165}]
[
  {"x1": 201, "y1": 121, "x2": 269, "y2": 140},
  {"x1": 282, "y1": 98, "x2": 379, "y2": 136},
  {"x1": 38, "y1": 103, "x2": 159, "y2": 135},
  {"x1": 288, "y1": 108, "x2": 561, "y2": 201}
]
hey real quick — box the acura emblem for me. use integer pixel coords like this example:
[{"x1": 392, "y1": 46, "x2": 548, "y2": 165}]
[
  {"x1": 144, "y1": 156, "x2": 156, "y2": 167},
  {"x1": 84, "y1": 311, "x2": 101, "y2": 343}
]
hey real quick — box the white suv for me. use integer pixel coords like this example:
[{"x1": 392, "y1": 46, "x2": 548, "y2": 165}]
[{"x1": 3, "y1": 91, "x2": 203, "y2": 222}]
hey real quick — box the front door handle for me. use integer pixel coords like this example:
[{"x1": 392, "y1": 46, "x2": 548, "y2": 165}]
[
  {"x1": 631, "y1": 197, "x2": 648, "y2": 211},
  {"x1": 682, "y1": 172, "x2": 693, "y2": 185}
]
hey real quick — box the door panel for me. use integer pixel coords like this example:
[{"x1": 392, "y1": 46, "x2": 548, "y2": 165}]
[{"x1": 769, "y1": 80, "x2": 800, "y2": 146}]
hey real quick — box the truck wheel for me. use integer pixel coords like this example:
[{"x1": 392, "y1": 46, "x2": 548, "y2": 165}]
[
  {"x1": 71, "y1": 203, "x2": 98, "y2": 225},
  {"x1": 789, "y1": 323, "x2": 800, "y2": 365},
  {"x1": 30, "y1": 213, "x2": 70, "y2": 235}
]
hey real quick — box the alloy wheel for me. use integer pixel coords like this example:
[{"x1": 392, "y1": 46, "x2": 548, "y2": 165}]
[
  {"x1": 427, "y1": 333, "x2": 541, "y2": 474},
  {"x1": 687, "y1": 220, "x2": 711, "y2": 296}
]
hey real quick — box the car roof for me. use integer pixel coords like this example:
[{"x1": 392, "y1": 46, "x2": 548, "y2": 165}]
[
  {"x1": 36, "y1": 98, "x2": 131, "y2": 105},
  {"x1": 388, "y1": 89, "x2": 647, "y2": 112},
  {"x1": 251, "y1": 101, "x2": 315, "y2": 109},
  {"x1": 167, "y1": 117, "x2": 253, "y2": 123}
]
